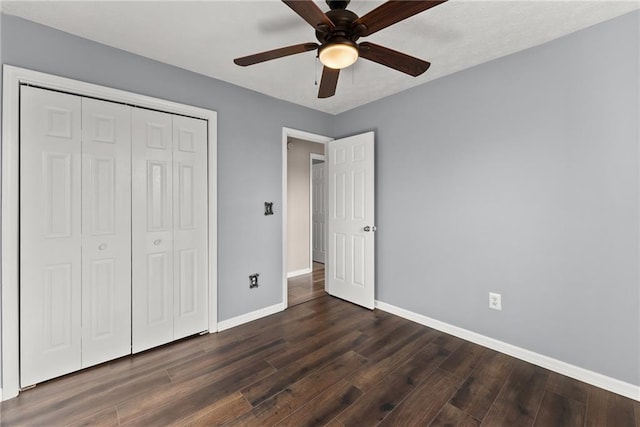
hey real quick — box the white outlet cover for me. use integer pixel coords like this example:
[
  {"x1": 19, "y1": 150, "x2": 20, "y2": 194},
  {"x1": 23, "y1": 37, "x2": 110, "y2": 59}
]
[{"x1": 489, "y1": 292, "x2": 502, "y2": 311}]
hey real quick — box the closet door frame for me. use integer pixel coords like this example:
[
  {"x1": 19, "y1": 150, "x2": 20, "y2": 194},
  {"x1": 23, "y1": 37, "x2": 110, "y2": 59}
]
[{"x1": 1, "y1": 65, "x2": 218, "y2": 401}]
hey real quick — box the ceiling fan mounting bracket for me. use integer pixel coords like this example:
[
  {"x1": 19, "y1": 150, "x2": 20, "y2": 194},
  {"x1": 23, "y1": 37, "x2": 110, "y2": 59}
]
[{"x1": 326, "y1": 0, "x2": 350, "y2": 10}]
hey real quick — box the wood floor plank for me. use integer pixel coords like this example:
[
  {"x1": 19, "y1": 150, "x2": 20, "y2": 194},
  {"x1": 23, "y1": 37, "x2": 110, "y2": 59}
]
[
  {"x1": 288, "y1": 263, "x2": 326, "y2": 307},
  {"x1": 355, "y1": 321, "x2": 424, "y2": 360},
  {"x1": 116, "y1": 341, "x2": 282, "y2": 423},
  {"x1": 426, "y1": 402, "x2": 480, "y2": 427},
  {"x1": 250, "y1": 351, "x2": 368, "y2": 425},
  {"x1": 545, "y1": 371, "x2": 590, "y2": 404},
  {"x1": 285, "y1": 303, "x2": 362, "y2": 343},
  {"x1": 585, "y1": 386, "x2": 610, "y2": 427},
  {"x1": 265, "y1": 308, "x2": 371, "y2": 369},
  {"x1": 377, "y1": 368, "x2": 460, "y2": 426},
  {"x1": 3, "y1": 369, "x2": 172, "y2": 426},
  {"x1": 171, "y1": 392, "x2": 252, "y2": 426},
  {"x1": 432, "y1": 332, "x2": 466, "y2": 353},
  {"x1": 276, "y1": 379, "x2": 362, "y2": 427},
  {"x1": 481, "y1": 360, "x2": 549, "y2": 426},
  {"x1": 352, "y1": 310, "x2": 405, "y2": 342},
  {"x1": 203, "y1": 303, "x2": 316, "y2": 350},
  {"x1": 336, "y1": 342, "x2": 452, "y2": 425},
  {"x1": 120, "y1": 361, "x2": 276, "y2": 425},
  {"x1": 66, "y1": 407, "x2": 120, "y2": 427},
  {"x1": 349, "y1": 328, "x2": 439, "y2": 392},
  {"x1": 449, "y1": 350, "x2": 515, "y2": 421},
  {"x1": 301, "y1": 294, "x2": 362, "y2": 316},
  {"x1": 241, "y1": 330, "x2": 366, "y2": 406},
  {"x1": 586, "y1": 392, "x2": 636, "y2": 427},
  {"x1": 439, "y1": 341, "x2": 488, "y2": 379},
  {"x1": 585, "y1": 386, "x2": 637, "y2": 427},
  {"x1": 219, "y1": 410, "x2": 262, "y2": 427},
  {"x1": 167, "y1": 336, "x2": 285, "y2": 382},
  {"x1": 609, "y1": 394, "x2": 638, "y2": 427},
  {"x1": 533, "y1": 390, "x2": 585, "y2": 427}
]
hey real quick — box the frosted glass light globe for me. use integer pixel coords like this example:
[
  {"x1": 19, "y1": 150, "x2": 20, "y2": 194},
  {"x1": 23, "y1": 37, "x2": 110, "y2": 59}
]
[{"x1": 319, "y1": 43, "x2": 359, "y2": 69}]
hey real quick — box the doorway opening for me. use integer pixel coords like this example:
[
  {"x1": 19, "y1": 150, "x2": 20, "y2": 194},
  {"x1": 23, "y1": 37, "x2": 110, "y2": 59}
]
[{"x1": 282, "y1": 128, "x2": 332, "y2": 308}]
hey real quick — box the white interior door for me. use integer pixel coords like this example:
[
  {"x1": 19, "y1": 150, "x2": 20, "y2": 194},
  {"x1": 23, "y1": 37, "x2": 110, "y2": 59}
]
[
  {"x1": 81, "y1": 98, "x2": 132, "y2": 367},
  {"x1": 312, "y1": 160, "x2": 326, "y2": 263},
  {"x1": 132, "y1": 108, "x2": 174, "y2": 353},
  {"x1": 172, "y1": 115, "x2": 208, "y2": 339},
  {"x1": 20, "y1": 86, "x2": 83, "y2": 387},
  {"x1": 327, "y1": 132, "x2": 375, "y2": 309}
]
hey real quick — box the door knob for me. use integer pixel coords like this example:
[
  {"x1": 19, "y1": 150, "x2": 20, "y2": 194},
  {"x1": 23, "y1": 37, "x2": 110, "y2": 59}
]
[
  {"x1": 98, "y1": 243, "x2": 107, "y2": 251},
  {"x1": 154, "y1": 239, "x2": 162, "y2": 246},
  {"x1": 364, "y1": 226, "x2": 377, "y2": 232}
]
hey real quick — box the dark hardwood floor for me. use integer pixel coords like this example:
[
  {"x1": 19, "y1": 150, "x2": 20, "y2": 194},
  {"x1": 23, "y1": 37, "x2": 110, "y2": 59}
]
[
  {"x1": 288, "y1": 262, "x2": 326, "y2": 307},
  {"x1": 2, "y1": 289, "x2": 639, "y2": 425}
]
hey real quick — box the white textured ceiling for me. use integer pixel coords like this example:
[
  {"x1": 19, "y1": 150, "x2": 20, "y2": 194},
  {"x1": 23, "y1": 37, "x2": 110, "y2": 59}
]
[{"x1": 2, "y1": 0, "x2": 638, "y2": 114}]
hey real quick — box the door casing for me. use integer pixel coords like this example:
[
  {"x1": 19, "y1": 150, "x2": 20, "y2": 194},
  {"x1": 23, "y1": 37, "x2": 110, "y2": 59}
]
[
  {"x1": 1, "y1": 65, "x2": 218, "y2": 401},
  {"x1": 310, "y1": 154, "x2": 326, "y2": 264}
]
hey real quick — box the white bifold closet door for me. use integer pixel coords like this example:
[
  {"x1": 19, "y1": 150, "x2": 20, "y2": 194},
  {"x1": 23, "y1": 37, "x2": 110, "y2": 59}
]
[
  {"x1": 132, "y1": 109, "x2": 208, "y2": 353},
  {"x1": 20, "y1": 87, "x2": 132, "y2": 387},
  {"x1": 80, "y1": 98, "x2": 132, "y2": 368},
  {"x1": 172, "y1": 115, "x2": 208, "y2": 340}
]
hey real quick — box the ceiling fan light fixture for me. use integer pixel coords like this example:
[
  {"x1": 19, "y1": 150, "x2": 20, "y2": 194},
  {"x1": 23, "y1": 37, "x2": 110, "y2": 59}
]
[{"x1": 319, "y1": 42, "x2": 359, "y2": 69}]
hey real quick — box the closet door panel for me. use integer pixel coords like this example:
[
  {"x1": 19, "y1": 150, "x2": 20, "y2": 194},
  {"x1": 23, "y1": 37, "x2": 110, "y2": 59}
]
[
  {"x1": 81, "y1": 98, "x2": 132, "y2": 367},
  {"x1": 20, "y1": 86, "x2": 82, "y2": 387},
  {"x1": 132, "y1": 108, "x2": 174, "y2": 353},
  {"x1": 173, "y1": 116, "x2": 208, "y2": 339}
]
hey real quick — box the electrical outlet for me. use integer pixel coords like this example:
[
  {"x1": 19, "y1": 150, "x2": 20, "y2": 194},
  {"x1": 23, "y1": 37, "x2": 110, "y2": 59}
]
[
  {"x1": 249, "y1": 273, "x2": 259, "y2": 289},
  {"x1": 489, "y1": 292, "x2": 502, "y2": 311}
]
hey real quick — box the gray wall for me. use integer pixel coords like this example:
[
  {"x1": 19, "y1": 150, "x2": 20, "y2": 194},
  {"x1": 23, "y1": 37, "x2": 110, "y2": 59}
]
[
  {"x1": 334, "y1": 10, "x2": 640, "y2": 385},
  {"x1": 0, "y1": 14, "x2": 334, "y2": 322}
]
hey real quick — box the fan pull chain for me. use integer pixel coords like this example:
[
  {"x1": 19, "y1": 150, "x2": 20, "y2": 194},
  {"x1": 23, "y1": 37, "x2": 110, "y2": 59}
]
[{"x1": 315, "y1": 56, "x2": 319, "y2": 86}]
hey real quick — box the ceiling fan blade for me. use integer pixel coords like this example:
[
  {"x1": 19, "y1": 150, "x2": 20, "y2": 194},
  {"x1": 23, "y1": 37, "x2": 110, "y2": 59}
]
[
  {"x1": 318, "y1": 67, "x2": 340, "y2": 98},
  {"x1": 282, "y1": 0, "x2": 335, "y2": 30},
  {"x1": 359, "y1": 42, "x2": 430, "y2": 77},
  {"x1": 234, "y1": 43, "x2": 319, "y2": 66},
  {"x1": 353, "y1": 1, "x2": 447, "y2": 36}
]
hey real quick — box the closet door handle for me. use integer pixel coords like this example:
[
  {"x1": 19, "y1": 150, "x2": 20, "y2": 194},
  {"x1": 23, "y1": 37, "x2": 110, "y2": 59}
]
[
  {"x1": 154, "y1": 239, "x2": 162, "y2": 246},
  {"x1": 98, "y1": 243, "x2": 107, "y2": 251}
]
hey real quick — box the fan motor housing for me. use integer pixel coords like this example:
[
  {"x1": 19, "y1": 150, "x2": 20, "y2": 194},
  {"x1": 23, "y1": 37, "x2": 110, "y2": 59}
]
[{"x1": 316, "y1": 9, "x2": 362, "y2": 44}]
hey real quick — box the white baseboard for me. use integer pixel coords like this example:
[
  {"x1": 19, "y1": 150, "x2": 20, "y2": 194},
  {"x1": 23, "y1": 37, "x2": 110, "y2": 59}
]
[
  {"x1": 375, "y1": 300, "x2": 640, "y2": 402},
  {"x1": 287, "y1": 268, "x2": 312, "y2": 278},
  {"x1": 217, "y1": 302, "x2": 285, "y2": 332}
]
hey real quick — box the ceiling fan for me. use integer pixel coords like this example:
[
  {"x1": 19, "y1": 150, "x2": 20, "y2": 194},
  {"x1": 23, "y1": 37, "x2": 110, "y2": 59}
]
[{"x1": 234, "y1": 0, "x2": 448, "y2": 99}]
